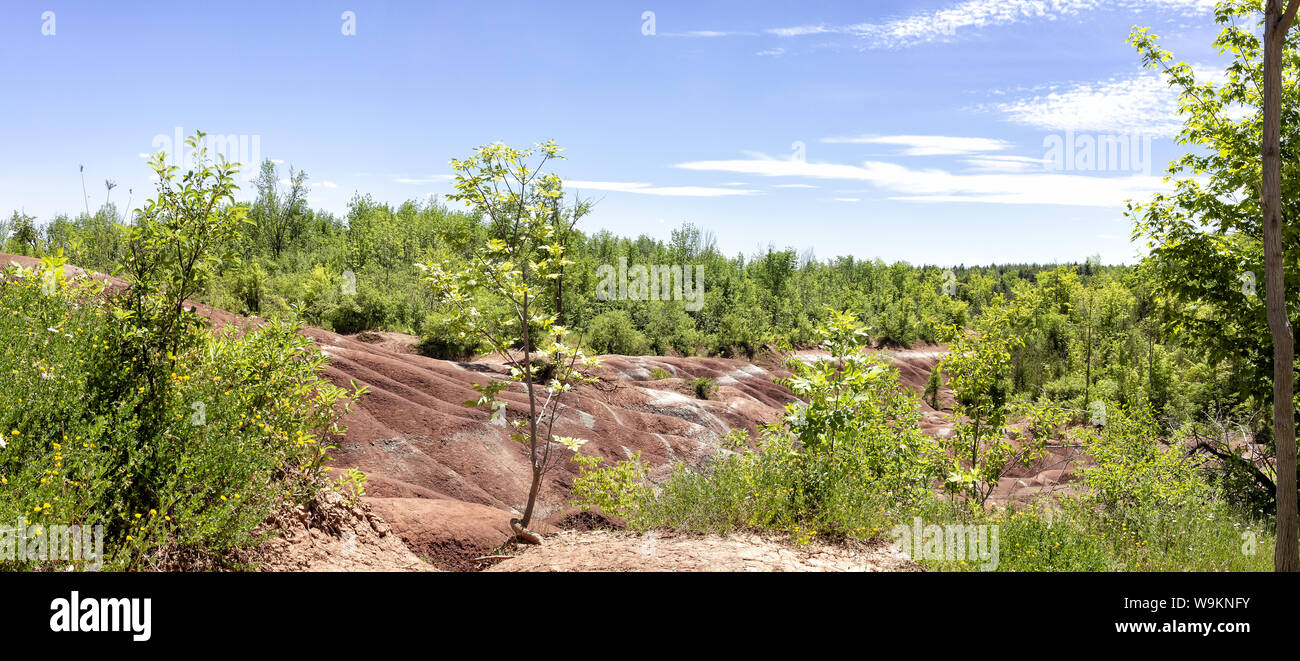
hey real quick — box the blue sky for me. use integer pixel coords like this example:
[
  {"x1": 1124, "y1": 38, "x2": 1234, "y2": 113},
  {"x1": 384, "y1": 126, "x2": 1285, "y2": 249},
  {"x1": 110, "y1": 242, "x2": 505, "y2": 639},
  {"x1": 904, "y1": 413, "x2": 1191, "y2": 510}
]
[{"x1": 0, "y1": 0, "x2": 1231, "y2": 266}]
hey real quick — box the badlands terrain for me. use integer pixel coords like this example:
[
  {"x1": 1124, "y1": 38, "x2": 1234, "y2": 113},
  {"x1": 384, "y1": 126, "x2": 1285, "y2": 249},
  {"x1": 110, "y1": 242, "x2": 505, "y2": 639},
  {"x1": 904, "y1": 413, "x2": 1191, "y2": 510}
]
[{"x1": 2, "y1": 253, "x2": 1083, "y2": 571}]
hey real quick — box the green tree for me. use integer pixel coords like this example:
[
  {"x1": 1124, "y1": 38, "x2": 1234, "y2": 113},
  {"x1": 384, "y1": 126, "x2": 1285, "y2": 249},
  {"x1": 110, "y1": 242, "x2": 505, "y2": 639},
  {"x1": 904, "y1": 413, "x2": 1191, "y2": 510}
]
[
  {"x1": 776, "y1": 309, "x2": 939, "y2": 506},
  {"x1": 586, "y1": 309, "x2": 650, "y2": 355},
  {"x1": 1129, "y1": 0, "x2": 1300, "y2": 568},
  {"x1": 345, "y1": 194, "x2": 403, "y2": 286},
  {"x1": 924, "y1": 365, "x2": 942, "y2": 409},
  {"x1": 547, "y1": 192, "x2": 591, "y2": 328},
  {"x1": 115, "y1": 131, "x2": 250, "y2": 486},
  {"x1": 7, "y1": 210, "x2": 38, "y2": 255},
  {"x1": 940, "y1": 297, "x2": 1045, "y2": 506},
  {"x1": 1262, "y1": 0, "x2": 1300, "y2": 573},
  {"x1": 419, "y1": 141, "x2": 597, "y2": 534},
  {"x1": 250, "y1": 158, "x2": 309, "y2": 258}
]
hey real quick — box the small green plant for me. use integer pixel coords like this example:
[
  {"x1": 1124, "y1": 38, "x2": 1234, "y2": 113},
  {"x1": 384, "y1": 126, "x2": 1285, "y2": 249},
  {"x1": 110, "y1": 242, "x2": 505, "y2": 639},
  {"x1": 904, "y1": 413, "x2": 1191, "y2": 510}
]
[
  {"x1": 1017, "y1": 399, "x2": 1069, "y2": 442},
  {"x1": 692, "y1": 376, "x2": 716, "y2": 399},
  {"x1": 339, "y1": 467, "x2": 368, "y2": 505},
  {"x1": 569, "y1": 451, "x2": 649, "y2": 520},
  {"x1": 650, "y1": 367, "x2": 672, "y2": 380},
  {"x1": 1076, "y1": 399, "x2": 1211, "y2": 516},
  {"x1": 923, "y1": 366, "x2": 942, "y2": 409},
  {"x1": 778, "y1": 310, "x2": 941, "y2": 502}
]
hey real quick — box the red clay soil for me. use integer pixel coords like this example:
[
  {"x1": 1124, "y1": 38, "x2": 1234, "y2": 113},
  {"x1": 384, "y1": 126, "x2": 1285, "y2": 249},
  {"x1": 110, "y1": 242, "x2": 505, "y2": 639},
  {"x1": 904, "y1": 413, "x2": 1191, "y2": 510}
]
[
  {"x1": 305, "y1": 329, "x2": 798, "y2": 569},
  {"x1": 237, "y1": 489, "x2": 435, "y2": 572}
]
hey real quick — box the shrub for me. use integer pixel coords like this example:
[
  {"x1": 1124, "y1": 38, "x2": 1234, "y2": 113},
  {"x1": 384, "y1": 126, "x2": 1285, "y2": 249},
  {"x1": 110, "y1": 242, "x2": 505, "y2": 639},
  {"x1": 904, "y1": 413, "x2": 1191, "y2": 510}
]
[
  {"x1": 1076, "y1": 399, "x2": 1212, "y2": 517},
  {"x1": 586, "y1": 309, "x2": 650, "y2": 356},
  {"x1": 595, "y1": 311, "x2": 941, "y2": 541},
  {"x1": 570, "y1": 451, "x2": 649, "y2": 520},
  {"x1": 0, "y1": 263, "x2": 361, "y2": 570},
  {"x1": 774, "y1": 311, "x2": 941, "y2": 509},
  {"x1": 415, "y1": 311, "x2": 481, "y2": 361},
  {"x1": 234, "y1": 260, "x2": 266, "y2": 314},
  {"x1": 1015, "y1": 399, "x2": 1068, "y2": 442},
  {"x1": 326, "y1": 278, "x2": 394, "y2": 334},
  {"x1": 873, "y1": 300, "x2": 917, "y2": 347},
  {"x1": 692, "y1": 376, "x2": 716, "y2": 399},
  {"x1": 642, "y1": 303, "x2": 701, "y2": 356},
  {"x1": 262, "y1": 264, "x2": 341, "y2": 327},
  {"x1": 711, "y1": 310, "x2": 764, "y2": 357},
  {"x1": 939, "y1": 297, "x2": 1044, "y2": 506},
  {"x1": 923, "y1": 366, "x2": 942, "y2": 409},
  {"x1": 0, "y1": 136, "x2": 364, "y2": 570}
]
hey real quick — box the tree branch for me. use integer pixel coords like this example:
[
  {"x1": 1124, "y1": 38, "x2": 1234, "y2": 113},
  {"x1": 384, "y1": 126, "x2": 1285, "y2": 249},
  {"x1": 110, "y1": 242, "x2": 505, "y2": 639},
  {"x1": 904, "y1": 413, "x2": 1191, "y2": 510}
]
[{"x1": 1281, "y1": 0, "x2": 1300, "y2": 34}]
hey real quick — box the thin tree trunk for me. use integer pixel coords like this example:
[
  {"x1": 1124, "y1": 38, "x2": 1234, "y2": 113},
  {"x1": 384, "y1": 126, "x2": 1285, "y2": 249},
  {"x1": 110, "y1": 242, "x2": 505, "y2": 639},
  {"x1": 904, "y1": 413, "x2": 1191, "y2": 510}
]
[
  {"x1": 519, "y1": 289, "x2": 543, "y2": 529},
  {"x1": 1264, "y1": 0, "x2": 1300, "y2": 572},
  {"x1": 1084, "y1": 291, "x2": 1093, "y2": 411},
  {"x1": 1147, "y1": 325, "x2": 1154, "y2": 398},
  {"x1": 552, "y1": 197, "x2": 566, "y2": 329}
]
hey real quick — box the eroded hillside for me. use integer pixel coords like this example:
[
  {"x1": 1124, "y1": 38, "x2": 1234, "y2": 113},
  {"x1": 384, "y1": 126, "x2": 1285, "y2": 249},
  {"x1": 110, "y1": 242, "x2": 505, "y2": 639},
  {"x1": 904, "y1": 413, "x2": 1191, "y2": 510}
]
[{"x1": 3, "y1": 253, "x2": 1083, "y2": 570}]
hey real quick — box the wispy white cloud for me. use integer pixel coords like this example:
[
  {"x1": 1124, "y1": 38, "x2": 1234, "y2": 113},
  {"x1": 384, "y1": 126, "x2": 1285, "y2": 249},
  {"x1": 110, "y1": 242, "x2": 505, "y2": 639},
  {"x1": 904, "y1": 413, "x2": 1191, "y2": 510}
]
[
  {"x1": 663, "y1": 30, "x2": 753, "y2": 38},
  {"x1": 824, "y1": 134, "x2": 1011, "y2": 156},
  {"x1": 963, "y1": 155, "x2": 1049, "y2": 173},
  {"x1": 674, "y1": 155, "x2": 1166, "y2": 207},
  {"x1": 394, "y1": 175, "x2": 454, "y2": 184},
  {"x1": 756, "y1": 47, "x2": 785, "y2": 56},
  {"x1": 769, "y1": 25, "x2": 832, "y2": 37},
  {"x1": 767, "y1": 0, "x2": 1217, "y2": 49},
  {"x1": 985, "y1": 72, "x2": 1185, "y2": 137},
  {"x1": 773, "y1": 183, "x2": 818, "y2": 189},
  {"x1": 564, "y1": 180, "x2": 759, "y2": 197},
  {"x1": 1140, "y1": 0, "x2": 1217, "y2": 10}
]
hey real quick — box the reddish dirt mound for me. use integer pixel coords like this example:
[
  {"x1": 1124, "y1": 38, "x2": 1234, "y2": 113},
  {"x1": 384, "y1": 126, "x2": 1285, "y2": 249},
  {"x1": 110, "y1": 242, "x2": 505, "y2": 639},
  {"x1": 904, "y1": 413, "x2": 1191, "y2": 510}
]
[
  {"x1": 238, "y1": 490, "x2": 434, "y2": 572},
  {"x1": 302, "y1": 330, "x2": 797, "y2": 567},
  {"x1": 992, "y1": 442, "x2": 1085, "y2": 503},
  {"x1": 486, "y1": 529, "x2": 923, "y2": 572},
  {"x1": 364, "y1": 497, "x2": 515, "y2": 571}
]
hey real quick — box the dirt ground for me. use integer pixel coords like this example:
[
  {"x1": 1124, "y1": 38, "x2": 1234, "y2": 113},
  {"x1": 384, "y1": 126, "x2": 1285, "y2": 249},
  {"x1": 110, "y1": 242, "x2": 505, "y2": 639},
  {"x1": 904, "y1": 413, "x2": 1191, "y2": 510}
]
[
  {"x1": 239, "y1": 490, "x2": 436, "y2": 572},
  {"x1": 486, "y1": 529, "x2": 922, "y2": 572}
]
